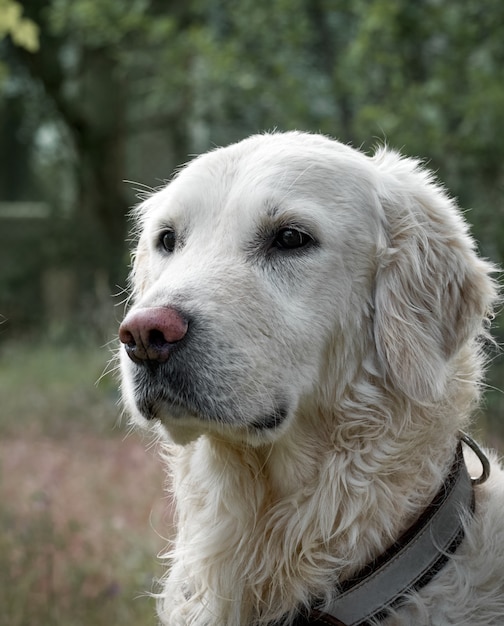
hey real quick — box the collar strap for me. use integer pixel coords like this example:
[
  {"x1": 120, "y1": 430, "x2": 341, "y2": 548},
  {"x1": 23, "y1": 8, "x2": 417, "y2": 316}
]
[{"x1": 292, "y1": 435, "x2": 489, "y2": 626}]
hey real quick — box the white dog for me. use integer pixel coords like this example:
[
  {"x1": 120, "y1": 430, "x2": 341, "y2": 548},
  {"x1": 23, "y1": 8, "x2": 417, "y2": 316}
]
[{"x1": 119, "y1": 132, "x2": 504, "y2": 625}]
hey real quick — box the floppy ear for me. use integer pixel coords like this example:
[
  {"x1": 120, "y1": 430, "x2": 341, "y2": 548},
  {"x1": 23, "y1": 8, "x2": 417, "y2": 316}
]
[{"x1": 372, "y1": 148, "x2": 497, "y2": 403}]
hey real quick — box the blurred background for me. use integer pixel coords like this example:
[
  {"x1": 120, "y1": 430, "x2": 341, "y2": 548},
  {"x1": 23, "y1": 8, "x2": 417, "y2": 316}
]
[{"x1": 0, "y1": 0, "x2": 503, "y2": 624}]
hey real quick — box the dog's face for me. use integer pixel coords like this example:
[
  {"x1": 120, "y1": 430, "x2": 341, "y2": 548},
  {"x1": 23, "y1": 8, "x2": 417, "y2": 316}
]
[{"x1": 119, "y1": 132, "x2": 494, "y2": 445}]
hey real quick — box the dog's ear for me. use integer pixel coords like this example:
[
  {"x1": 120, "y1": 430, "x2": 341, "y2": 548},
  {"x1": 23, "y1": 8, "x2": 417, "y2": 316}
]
[{"x1": 372, "y1": 148, "x2": 497, "y2": 403}]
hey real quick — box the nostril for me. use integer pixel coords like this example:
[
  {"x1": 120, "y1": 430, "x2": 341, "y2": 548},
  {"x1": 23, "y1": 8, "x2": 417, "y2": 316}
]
[
  {"x1": 118, "y1": 327, "x2": 136, "y2": 348},
  {"x1": 148, "y1": 328, "x2": 169, "y2": 348}
]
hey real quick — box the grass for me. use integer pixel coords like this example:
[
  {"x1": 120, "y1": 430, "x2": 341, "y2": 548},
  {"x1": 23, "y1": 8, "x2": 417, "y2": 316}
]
[
  {"x1": 0, "y1": 339, "x2": 172, "y2": 626},
  {"x1": 0, "y1": 340, "x2": 120, "y2": 438}
]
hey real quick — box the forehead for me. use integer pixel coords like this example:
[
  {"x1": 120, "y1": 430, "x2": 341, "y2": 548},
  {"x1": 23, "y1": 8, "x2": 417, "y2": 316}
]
[{"x1": 143, "y1": 134, "x2": 375, "y2": 230}]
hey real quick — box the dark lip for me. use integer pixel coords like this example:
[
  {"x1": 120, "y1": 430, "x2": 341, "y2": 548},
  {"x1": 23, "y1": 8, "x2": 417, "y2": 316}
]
[
  {"x1": 137, "y1": 393, "x2": 289, "y2": 435},
  {"x1": 249, "y1": 404, "x2": 288, "y2": 431},
  {"x1": 136, "y1": 383, "x2": 230, "y2": 425},
  {"x1": 137, "y1": 394, "x2": 198, "y2": 422}
]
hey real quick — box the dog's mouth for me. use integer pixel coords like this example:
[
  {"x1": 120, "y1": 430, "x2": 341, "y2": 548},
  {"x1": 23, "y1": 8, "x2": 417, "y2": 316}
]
[
  {"x1": 138, "y1": 392, "x2": 289, "y2": 432},
  {"x1": 129, "y1": 365, "x2": 290, "y2": 439}
]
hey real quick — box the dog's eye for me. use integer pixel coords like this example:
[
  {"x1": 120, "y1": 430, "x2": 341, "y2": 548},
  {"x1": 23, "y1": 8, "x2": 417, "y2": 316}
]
[
  {"x1": 273, "y1": 228, "x2": 313, "y2": 251},
  {"x1": 159, "y1": 229, "x2": 176, "y2": 253}
]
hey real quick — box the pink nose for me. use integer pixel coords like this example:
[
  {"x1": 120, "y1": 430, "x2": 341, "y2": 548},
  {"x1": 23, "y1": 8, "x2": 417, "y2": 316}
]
[{"x1": 119, "y1": 306, "x2": 189, "y2": 363}]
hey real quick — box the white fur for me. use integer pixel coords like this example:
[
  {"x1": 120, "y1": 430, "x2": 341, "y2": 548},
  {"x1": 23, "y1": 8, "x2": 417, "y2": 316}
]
[{"x1": 120, "y1": 132, "x2": 503, "y2": 625}]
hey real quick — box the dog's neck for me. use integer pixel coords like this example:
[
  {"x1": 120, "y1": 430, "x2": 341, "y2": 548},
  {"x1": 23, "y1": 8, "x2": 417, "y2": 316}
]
[
  {"x1": 253, "y1": 412, "x2": 460, "y2": 575},
  {"x1": 166, "y1": 402, "x2": 462, "y2": 625}
]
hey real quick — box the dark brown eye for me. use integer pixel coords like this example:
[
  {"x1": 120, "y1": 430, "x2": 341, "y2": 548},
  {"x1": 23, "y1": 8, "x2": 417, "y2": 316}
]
[
  {"x1": 273, "y1": 228, "x2": 313, "y2": 250},
  {"x1": 159, "y1": 229, "x2": 176, "y2": 253}
]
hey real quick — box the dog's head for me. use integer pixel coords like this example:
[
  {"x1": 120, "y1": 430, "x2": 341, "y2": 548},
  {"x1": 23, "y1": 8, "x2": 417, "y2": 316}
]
[{"x1": 119, "y1": 132, "x2": 497, "y2": 445}]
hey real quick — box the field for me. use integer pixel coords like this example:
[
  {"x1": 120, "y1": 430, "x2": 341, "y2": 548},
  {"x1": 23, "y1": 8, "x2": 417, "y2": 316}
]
[
  {"x1": 0, "y1": 341, "x2": 172, "y2": 626},
  {"x1": 0, "y1": 339, "x2": 502, "y2": 626}
]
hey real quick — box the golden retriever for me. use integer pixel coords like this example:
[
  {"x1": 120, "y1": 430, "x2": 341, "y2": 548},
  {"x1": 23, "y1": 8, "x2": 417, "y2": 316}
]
[{"x1": 119, "y1": 132, "x2": 503, "y2": 625}]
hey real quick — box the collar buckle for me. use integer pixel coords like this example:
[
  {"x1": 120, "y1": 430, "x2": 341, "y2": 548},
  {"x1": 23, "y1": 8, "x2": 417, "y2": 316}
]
[{"x1": 460, "y1": 431, "x2": 490, "y2": 485}]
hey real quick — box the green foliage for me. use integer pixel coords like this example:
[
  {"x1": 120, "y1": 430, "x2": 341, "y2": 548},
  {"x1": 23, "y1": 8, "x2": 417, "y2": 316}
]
[
  {"x1": 1, "y1": 0, "x2": 503, "y2": 338},
  {"x1": 0, "y1": 0, "x2": 39, "y2": 83},
  {"x1": 47, "y1": 0, "x2": 149, "y2": 46},
  {"x1": 0, "y1": 0, "x2": 39, "y2": 51}
]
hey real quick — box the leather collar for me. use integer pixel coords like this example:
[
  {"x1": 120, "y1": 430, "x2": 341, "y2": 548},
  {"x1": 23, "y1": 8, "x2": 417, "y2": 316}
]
[{"x1": 288, "y1": 434, "x2": 489, "y2": 626}]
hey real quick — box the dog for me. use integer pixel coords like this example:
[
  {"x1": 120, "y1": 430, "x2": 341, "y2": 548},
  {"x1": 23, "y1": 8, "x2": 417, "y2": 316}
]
[{"x1": 119, "y1": 132, "x2": 503, "y2": 625}]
